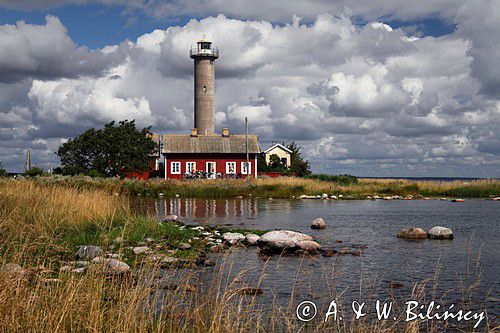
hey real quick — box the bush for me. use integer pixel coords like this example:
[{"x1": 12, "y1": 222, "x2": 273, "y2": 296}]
[
  {"x1": 0, "y1": 161, "x2": 7, "y2": 177},
  {"x1": 24, "y1": 166, "x2": 45, "y2": 177},
  {"x1": 305, "y1": 174, "x2": 358, "y2": 185}
]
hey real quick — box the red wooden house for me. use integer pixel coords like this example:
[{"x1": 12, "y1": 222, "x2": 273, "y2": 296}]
[{"x1": 160, "y1": 128, "x2": 259, "y2": 179}]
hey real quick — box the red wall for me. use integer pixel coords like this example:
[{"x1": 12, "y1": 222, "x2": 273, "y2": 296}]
[{"x1": 165, "y1": 153, "x2": 258, "y2": 179}]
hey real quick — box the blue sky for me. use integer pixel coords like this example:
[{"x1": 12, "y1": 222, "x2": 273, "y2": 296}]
[{"x1": 0, "y1": 0, "x2": 498, "y2": 177}]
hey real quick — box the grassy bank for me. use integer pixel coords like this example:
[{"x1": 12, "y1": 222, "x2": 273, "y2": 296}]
[
  {"x1": 0, "y1": 179, "x2": 494, "y2": 332},
  {"x1": 30, "y1": 175, "x2": 500, "y2": 199}
]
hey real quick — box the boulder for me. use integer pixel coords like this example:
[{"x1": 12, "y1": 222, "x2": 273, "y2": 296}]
[
  {"x1": 257, "y1": 230, "x2": 315, "y2": 253},
  {"x1": 321, "y1": 193, "x2": 329, "y2": 199},
  {"x1": 311, "y1": 218, "x2": 326, "y2": 229},
  {"x1": 92, "y1": 258, "x2": 130, "y2": 274},
  {"x1": 428, "y1": 226, "x2": 454, "y2": 240},
  {"x1": 397, "y1": 227, "x2": 427, "y2": 240},
  {"x1": 222, "y1": 232, "x2": 245, "y2": 245},
  {"x1": 297, "y1": 240, "x2": 321, "y2": 252},
  {"x1": 451, "y1": 199, "x2": 465, "y2": 202},
  {"x1": 244, "y1": 234, "x2": 260, "y2": 246},
  {"x1": 132, "y1": 246, "x2": 151, "y2": 255},
  {"x1": 76, "y1": 245, "x2": 102, "y2": 260},
  {"x1": 178, "y1": 243, "x2": 192, "y2": 250},
  {"x1": 165, "y1": 214, "x2": 179, "y2": 222}
]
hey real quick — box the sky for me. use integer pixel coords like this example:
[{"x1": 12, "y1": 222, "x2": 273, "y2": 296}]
[{"x1": 0, "y1": 0, "x2": 499, "y2": 177}]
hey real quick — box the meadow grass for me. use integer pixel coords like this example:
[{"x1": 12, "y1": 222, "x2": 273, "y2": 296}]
[
  {"x1": 0, "y1": 178, "x2": 496, "y2": 332},
  {"x1": 31, "y1": 175, "x2": 500, "y2": 199}
]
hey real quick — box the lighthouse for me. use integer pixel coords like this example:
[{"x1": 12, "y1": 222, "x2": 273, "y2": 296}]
[{"x1": 190, "y1": 38, "x2": 219, "y2": 135}]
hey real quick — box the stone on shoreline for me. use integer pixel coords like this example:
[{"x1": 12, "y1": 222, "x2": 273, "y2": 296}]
[
  {"x1": 91, "y1": 257, "x2": 130, "y2": 274},
  {"x1": 222, "y1": 232, "x2": 245, "y2": 245},
  {"x1": 428, "y1": 226, "x2": 454, "y2": 240},
  {"x1": 76, "y1": 245, "x2": 102, "y2": 260},
  {"x1": 311, "y1": 218, "x2": 326, "y2": 229},
  {"x1": 165, "y1": 214, "x2": 179, "y2": 222},
  {"x1": 132, "y1": 246, "x2": 151, "y2": 255},
  {"x1": 244, "y1": 234, "x2": 260, "y2": 246},
  {"x1": 178, "y1": 243, "x2": 191, "y2": 250},
  {"x1": 451, "y1": 199, "x2": 465, "y2": 202},
  {"x1": 397, "y1": 227, "x2": 427, "y2": 240},
  {"x1": 297, "y1": 240, "x2": 321, "y2": 252},
  {"x1": 257, "y1": 230, "x2": 317, "y2": 253}
]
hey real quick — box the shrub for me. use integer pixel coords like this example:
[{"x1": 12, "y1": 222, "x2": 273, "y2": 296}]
[{"x1": 24, "y1": 166, "x2": 45, "y2": 177}]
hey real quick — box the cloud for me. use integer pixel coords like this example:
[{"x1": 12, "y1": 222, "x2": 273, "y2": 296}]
[{"x1": 0, "y1": 10, "x2": 498, "y2": 176}]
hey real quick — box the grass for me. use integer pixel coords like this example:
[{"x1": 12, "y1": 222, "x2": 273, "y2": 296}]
[
  {"x1": 29, "y1": 175, "x2": 500, "y2": 199},
  {"x1": 0, "y1": 178, "x2": 496, "y2": 332}
]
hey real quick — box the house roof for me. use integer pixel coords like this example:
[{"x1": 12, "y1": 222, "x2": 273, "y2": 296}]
[
  {"x1": 160, "y1": 134, "x2": 260, "y2": 154},
  {"x1": 263, "y1": 143, "x2": 292, "y2": 154}
]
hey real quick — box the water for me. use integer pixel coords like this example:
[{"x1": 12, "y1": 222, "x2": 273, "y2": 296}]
[{"x1": 134, "y1": 198, "x2": 499, "y2": 324}]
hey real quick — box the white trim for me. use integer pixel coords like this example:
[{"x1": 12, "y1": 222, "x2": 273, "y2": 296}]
[
  {"x1": 170, "y1": 161, "x2": 181, "y2": 174},
  {"x1": 205, "y1": 161, "x2": 216, "y2": 173},
  {"x1": 241, "y1": 161, "x2": 251, "y2": 175},
  {"x1": 254, "y1": 155, "x2": 257, "y2": 178},
  {"x1": 186, "y1": 161, "x2": 196, "y2": 174},
  {"x1": 226, "y1": 161, "x2": 236, "y2": 174},
  {"x1": 164, "y1": 155, "x2": 167, "y2": 179},
  {"x1": 263, "y1": 143, "x2": 292, "y2": 154}
]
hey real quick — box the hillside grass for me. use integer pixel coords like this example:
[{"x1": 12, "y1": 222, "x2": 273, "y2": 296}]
[{"x1": 29, "y1": 175, "x2": 500, "y2": 199}]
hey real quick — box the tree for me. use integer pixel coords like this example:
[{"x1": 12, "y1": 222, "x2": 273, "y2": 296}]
[
  {"x1": 286, "y1": 142, "x2": 311, "y2": 177},
  {"x1": 0, "y1": 161, "x2": 7, "y2": 177},
  {"x1": 25, "y1": 166, "x2": 44, "y2": 177},
  {"x1": 268, "y1": 154, "x2": 286, "y2": 172},
  {"x1": 57, "y1": 120, "x2": 156, "y2": 177}
]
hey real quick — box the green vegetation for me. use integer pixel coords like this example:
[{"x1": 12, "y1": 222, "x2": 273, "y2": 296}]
[
  {"x1": 258, "y1": 141, "x2": 311, "y2": 176},
  {"x1": 57, "y1": 120, "x2": 156, "y2": 177},
  {"x1": 24, "y1": 166, "x2": 45, "y2": 177},
  {"x1": 0, "y1": 161, "x2": 6, "y2": 177},
  {"x1": 30, "y1": 175, "x2": 499, "y2": 199}
]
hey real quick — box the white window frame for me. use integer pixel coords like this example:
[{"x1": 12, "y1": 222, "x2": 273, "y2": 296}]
[
  {"x1": 170, "y1": 161, "x2": 181, "y2": 174},
  {"x1": 186, "y1": 162, "x2": 196, "y2": 174},
  {"x1": 226, "y1": 161, "x2": 236, "y2": 174},
  {"x1": 206, "y1": 161, "x2": 216, "y2": 173},
  {"x1": 241, "y1": 161, "x2": 251, "y2": 175}
]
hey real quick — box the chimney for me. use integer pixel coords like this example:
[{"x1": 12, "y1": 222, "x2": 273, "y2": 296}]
[
  {"x1": 191, "y1": 128, "x2": 198, "y2": 137},
  {"x1": 222, "y1": 128, "x2": 230, "y2": 137}
]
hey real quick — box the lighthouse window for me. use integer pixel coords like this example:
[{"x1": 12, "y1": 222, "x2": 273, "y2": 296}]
[
  {"x1": 200, "y1": 42, "x2": 211, "y2": 49},
  {"x1": 203, "y1": 86, "x2": 207, "y2": 92}
]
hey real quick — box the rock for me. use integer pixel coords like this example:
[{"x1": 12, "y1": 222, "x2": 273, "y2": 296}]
[
  {"x1": 321, "y1": 193, "x2": 329, "y2": 199},
  {"x1": 311, "y1": 218, "x2": 326, "y2": 229},
  {"x1": 76, "y1": 245, "x2": 102, "y2": 260},
  {"x1": 178, "y1": 243, "x2": 192, "y2": 250},
  {"x1": 320, "y1": 249, "x2": 337, "y2": 257},
  {"x1": 59, "y1": 265, "x2": 72, "y2": 272},
  {"x1": 144, "y1": 238, "x2": 154, "y2": 244},
  {"x1": 40, "y1": 278, "x2": 62, "y2": 285},
  {"x1": 373, "y1": 195, "x2": 380, "y2": 199},
  {"x1": 197, "y1": 258, "x2": 216, "y2": 267},
  {"x1": 257, "y1": 230, "x2": 315, "y2": 253},
  {"x1": 1, "y1": 263, "x2": 25, "y2": 277},
  {"x1": 70, "y1": 260, "x2": 90, "y2": 267},
  {"x1": 175, "y1": 194, "x2": 180, "y2": 198},
  {"x1": 92, "y1": 258, "x2": 130, "y2": 274},
  {"x1": 244, "y1": 234, "x2": 260, "y2": 246},
  {"x1": 338, "y1": 247, "x2": 352, "y2": 255},
  {"x1": 351, "y1": 250, "x2": 362, "y2": 256},
  {"x1": 113, "y1": 237, "x2": 124, "y2": 244},
  {"x1": 492, "y1": 197, "x2": 500, "y2": 201},
  {"x1": 132, "y1": 246, "x2": 151, "y2": 255},
  {"x1": 389, "y1": 282, "x2": 404, "y2": 289},
  {"x1": 383, "y1": 196, "x2": 393, "y2": 200},
  {"x1": 165, "y1": 214, "x2": 179, "y2": 222},
  {"x1": 330, "y1": 195, "x2": 338, "y2": 199},
  {"x1": 397, "y1": 227, "x2": 427, "y2": 240},
  {"x1": 209, "y1": 245, "x2": 224, "y2": 253},
  {"x1": 222, "y1": 232, "x2": 245, "y2": 245},
  {"x1": 428, "y1": 226, "x2": 454, "y2": 240},
  {"x1": 338, "y1": 194, "x2": 343, "y2": 198},
  {"x1": 268, "y1": 197, "x2": 273, "y2": 200},
  {"x1": 334, "y1": 239, "x2": 343, "y2": 243},
  {"x1": 451, "y1": 199, "x2": 465, "y2": 202},
  {"x1": 440, "y1": 198, "x2": 448, "y2": 201},
  {"x1": 297, "y1": 240, "x2": 321, "y2": 252},
  {"x1": 71, "y1": 267, "x2": 86, "y2": 274}
]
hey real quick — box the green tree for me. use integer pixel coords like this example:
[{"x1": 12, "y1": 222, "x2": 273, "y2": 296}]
[
  {"x1": 0, "y1": 161, "x2": 7, "y2": 177},
  {"x1": 25, "y1": 166, "x2": 44, "y2": 177},
  {"x1": 268, "y1": 154, "x2": 286, "y2": 172},
  {"x1": 286, "y1": 142, "x2": 311, "y2": 177},
  {"x1": 57, "y1": 120, "x2": 156, "y2": 177}
]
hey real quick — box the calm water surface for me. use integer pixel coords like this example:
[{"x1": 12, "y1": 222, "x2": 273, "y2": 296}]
[{"x1": 134, "y1": 198, "x2": 499, "y2": 323}]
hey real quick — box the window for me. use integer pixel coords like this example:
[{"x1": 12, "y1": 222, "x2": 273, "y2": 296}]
[
  {"x1": 200, "y1": 42, "x2": 211, "y2": 50},
  {"x1": 206, "y1": 162, "x2": 216, "y2": 173},
  {"x1": 226, "y1": 162, "x2": 236, "y2": 174},
  {"x1": 186, "y1": 162, "x2": 196, "y2": 174},
  {"x1": 281, "y1": 157, "x2": 288, "y2": 166},
  {"x1": 171, "y1": 162, "x2": 181, "y2": 174},
  {"x1": 241, "y1": 161, "x2": 251, "y2": 175}
]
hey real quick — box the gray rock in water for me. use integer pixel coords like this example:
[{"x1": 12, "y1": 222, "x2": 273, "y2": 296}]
[
  {"x1": 428, "y1": 226, "x2": 454, "y2": 240},
  {"x1": 311, "y1": 218, "x2": 326, "y2": 229},
  {"x1": 257, "y1": 230, "x2": 315, "y2": 253},
  {"x1": 222, "y1": 232, "x2": 245, "y2": 244},
  {"x1": 297, "y1": 240, "x2": 321, "y2": 252},
  {"x1": 132, "y1": 246, "x2": 151, "y2": 255},
  {"x1": 76, "y1": 245, "x2": 102, "y2": 260},
  {"x1": 244, "y1": 234, "x2": 260, "y2": 246},
  {"x1": 397, "y1": 227, "x2": 427, "y2": 240},
  {"x1": 178, "y1": 243, "x2": 192, "y2": 250}
]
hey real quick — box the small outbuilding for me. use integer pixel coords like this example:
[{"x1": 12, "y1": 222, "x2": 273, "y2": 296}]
[{"x1": 264, "y1": 143, "x2": 292, "y2": 168}]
